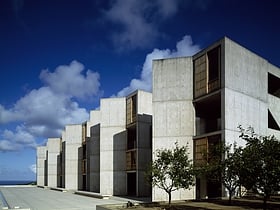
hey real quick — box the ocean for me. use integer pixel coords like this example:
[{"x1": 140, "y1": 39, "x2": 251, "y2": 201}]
[{"x1": 0, "y1": 180, "x2": 35, "y2": 185}]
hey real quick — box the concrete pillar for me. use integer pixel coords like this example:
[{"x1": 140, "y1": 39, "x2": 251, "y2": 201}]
[
  {"x1": 100, "y1": 98, "x2": 126, "y2": 196},
  {"x1": 47, "y1": 138, "x2": 61, "y2": 188},
  {"x1": 152, "y1": 57, "x2": 195, "y2": 201},
  {"x1": 36, "y1": 146, "x2": 47, "y2": 186},
  {"x1": 64, "y1": 124, "x2": 82, "y2": 190}
]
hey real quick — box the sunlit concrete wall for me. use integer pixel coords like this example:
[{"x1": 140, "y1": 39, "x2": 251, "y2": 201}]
[
  {"x1": 99, "y1": 98, "x2": 126, "y2": 196},
  {"x1": 136, "y1": 90, "x2": 152, "y2": 196},
  {"x1": 36, "y1": 146, "x2": 47, "y2": 186},
  {"x1": 64, "y1": 124, "x2": 82, "y2": 190},
  {"x1": 223, "y1": 37, "x2": 270, "y2": 146},
  {"x1": 152, "y1": 57, "x2": 195, "y2": 202},
  {"x1": 46, "y1": 138, "x2": 61, "y2": 188}
]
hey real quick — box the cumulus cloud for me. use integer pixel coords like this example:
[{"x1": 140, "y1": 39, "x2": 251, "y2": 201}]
[
  {"x1": 40, "y1": 61, "x2": 101, "y2": 100},
  {"x1": 103, "y1": 0, "x2": 182, "y2": 50},
  {"x1": 29, "y1": 164, "x2": 36, "y2": 174},
  {"x1": 117, "y1": 35, "x2": 200, "y2": 96},
  {"x1": 0, "y1": 61, "x2": 101, "y2": 152}
]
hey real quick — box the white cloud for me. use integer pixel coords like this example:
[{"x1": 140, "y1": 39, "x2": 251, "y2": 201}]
[
  {"x1": 0, "y1": 61, "x2": 101, "y2": 152},
  {"x1": 29, "y1": 164, "x2": 36, "y2": 174},
  {"x1": 40, "y1": 60, "x2": 101, "y2": 100},
  {"x1": 117, "y1": 35, "x2": 200, "y2": 96},
  {"x1": 104, "y1": 0, "x2": 182, "y2": 50},
  {"x1": 0, "y1": 140, "x2": 20, "y2": 151}
]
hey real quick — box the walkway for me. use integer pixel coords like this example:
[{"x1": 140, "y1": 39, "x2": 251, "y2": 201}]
[{"x1": 0, "y1": 186, "x2": 142, "y2": 210}]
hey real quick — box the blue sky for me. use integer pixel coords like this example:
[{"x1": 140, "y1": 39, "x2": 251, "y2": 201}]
[{"x1": 0, "y1": 0, "x2": 279, "y2": 181}]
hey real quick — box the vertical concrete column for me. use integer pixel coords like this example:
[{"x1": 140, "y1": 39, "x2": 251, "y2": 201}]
[
  {"x1": 36, "y1": 146, "x2": 47, "y2": 186},
  {"x1": 100, "y1": 98, "x2": 126, "y2": 196},
  {"x1": 87, "y1": 110, "x2": 101, "y2": 192},
  {"x1": 47, "y1": 138, "x2": 61, "y2": 188},
  {"x1": 152, "y1": 57, "x2": 195, "y2": 201},
  {"x1": 65, "y1": 124, "x2": 82, "y2": 190}
]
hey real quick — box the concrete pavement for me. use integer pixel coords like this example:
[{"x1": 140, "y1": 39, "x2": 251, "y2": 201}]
[{"x1": 0, "y1": 186, "x2": 144, "y2": 210}]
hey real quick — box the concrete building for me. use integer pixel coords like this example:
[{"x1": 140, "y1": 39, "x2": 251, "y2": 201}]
[
  {"x1": 36, "y1": 146, "x2": 47, "y2": 187},
  {"x1": 46, "y1": 138, "x2": 61, "y2": 188},
  {"x1": 152, "y1": 37, "x2": 280, "y2": 201},
  {"x1": 36, "y1": 90, "x2": 153, "y2": 197},
  {"x1": 37, "y1": 37, "x2": 280, "y2": 202}
]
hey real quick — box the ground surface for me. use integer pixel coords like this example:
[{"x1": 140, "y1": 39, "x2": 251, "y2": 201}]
[
  {"x1": 0, "y1": 186, "x2": 141, "y2": 210},
  {"x1": 1, "y1": 186, "x2": 280, "y2": 210}
]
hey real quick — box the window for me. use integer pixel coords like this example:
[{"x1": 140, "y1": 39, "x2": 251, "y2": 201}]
[
  {"x1": 207, "y1": 46, "x2": 220, "y2": 82},
  {"x1": 268, "y1": 73, "x2": 280, "y2": 98},
  {"x1": 268, "y1": 109, "x2": 280, "y2": 131},
  {"x1": 194, "y1": 46, "x2": 221, "y2": 98}
]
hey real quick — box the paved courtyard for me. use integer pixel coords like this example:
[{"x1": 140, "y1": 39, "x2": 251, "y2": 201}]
[{"x1": 0, "y1": 186, "x2": 142, "y2": 210}]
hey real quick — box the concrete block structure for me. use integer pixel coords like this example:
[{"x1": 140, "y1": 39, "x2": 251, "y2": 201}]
[
  {"x1": 152, "y1": 37, "x2": 280, "y2": 201},
  {"x1": 36, "y1": 146, "x2": 47, "y2": 187},
  {"x1": 86, "y1": 110, "x2": 101, "y2": 192},
  {"x1": 46, "y1": 138, "x2": 61, "y2": 188},
  {"x1": 37, "y1": 90, "x2": 152, "y2": 197},
  {"x1": 152, "y1": 57, "x2": 195, "y2": 201},
  {"x1": 64, "y1": 124, "x2": 83, "y2": 190},
  {"x1": 37, "y1": 37, "x2": 280, "y2": 202},
  {"x1": 99, "y1": 97, "x2": 127, "y2": 196}
]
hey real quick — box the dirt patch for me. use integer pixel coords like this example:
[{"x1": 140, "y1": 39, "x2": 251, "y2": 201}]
[{"x1": 122, "y1": 199, "x2": 280, "y2": 210}]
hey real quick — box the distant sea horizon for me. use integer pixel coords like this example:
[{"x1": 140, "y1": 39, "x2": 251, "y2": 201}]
[{"x1": 0, "y1": 180, "x2": 35, "y2": 185}]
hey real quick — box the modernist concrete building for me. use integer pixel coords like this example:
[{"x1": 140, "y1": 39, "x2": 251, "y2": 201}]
[
  {"x1": 152, "y1": 37, "x2": 280, "y2": 201},
  {"x1": 37, "y1": 37, "x2": 280, "y2": 202},
  {"x1": 37, "y1": 90, "x2": 152, "y2": 197}
]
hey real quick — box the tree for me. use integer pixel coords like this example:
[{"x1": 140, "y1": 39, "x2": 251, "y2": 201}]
[
  {"x1": 147, "y1": 142, "x2": 194, "y2": 205},
  {"x1": 195, "y1": 142, "x2": 243, "y2": 204},
  {"x1": 222, "y1": 144, "x2": 243, "y2": 204},
  {"x1": 239, "y1": 126, "x2": 280, "y2": 210}
]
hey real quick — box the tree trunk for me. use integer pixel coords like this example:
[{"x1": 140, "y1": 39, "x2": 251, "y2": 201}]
[
  {"x1": 168, "y1": 191, "x2": 171, "y2": 206},
  {"x1": 263, "y1": 194, "x2": 268, "y2": 210},
  {"x1": 228, "y1": 191, "x2": 232, "y2": 205}
]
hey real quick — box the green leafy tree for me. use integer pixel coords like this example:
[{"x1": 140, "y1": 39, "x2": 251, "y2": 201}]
[
  {"x1": 195, "y1": 142, "x2": 243, "y2": 204},
  {"x1": 239, "y1": 126, "x2": 280, "y2": 210},
  {"x1": 222, "y1": 144, "x2": 243, "y2": 204},
  {"x1": 147, "y1": 142, "x2": 194, "y2": 205}
]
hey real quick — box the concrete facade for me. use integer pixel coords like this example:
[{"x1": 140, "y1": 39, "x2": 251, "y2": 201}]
[
  {"x1": 36, "y1": 146, "x2": 47, "y2": 186},
  {"x1": 152, "y1": 57, "x2": 195, "y2": 201},
  {"x1": 99, "y1": 97, "x2": 126, "y2": 196},
  {"x1": 64, "y1": 124, "x2": 83, "y2": 190},
  {"x1": 86, "y1": 110, "x2": 101, "y2": 192},
  {"x1": 36, "y1": 37, "x2": 280, "y2": 203},
  {"x1": 36, "y1": 90, "x2": 152, "y2": 198},
  {"x1": 46, "y1": 138, "x2": 61, "y2": 187}
]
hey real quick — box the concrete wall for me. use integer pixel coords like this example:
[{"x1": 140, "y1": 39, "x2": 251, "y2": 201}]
[
  {"x1": 100, "y1": 98, "x2": 126, "y2": 196},
  {"x1": 47, "y1": 138, "x2": 61, "y2": 188},
  {"x1": 87, "y1": 110, "x2": 101, "y2": 192},
  {"x1": 137, "y1": 114, "x2": 152, "y2": 196},
  {"x1": 64, "y1": 124, "x2": 82, "y2": 190},
  {"x1": 223, "y1": 38, "x2": 269, "y2": 146},
  {"x1": 36, "y1": 146, "x2": 47, "y2": 186},
  {"x1": 137, "y1": 90, "x2": 152, "y2": 115},
  {"x1": 152, "y1": 57, "x2": 195, "y2": 201}
]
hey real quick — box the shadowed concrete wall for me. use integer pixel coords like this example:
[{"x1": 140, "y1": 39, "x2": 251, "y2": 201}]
[
  {"x1": 65, "y1": 124, "x2": 82, "y2": 190},
  {"x1": 100, "y1": 98, "x2": 126, "y2": 196},
  {"x1": 47, "y1": 138, "x2": 61, "y2": 188},
  {"x1": 37, "y1": 146, "x2": 47, "y2": 186},
  {"x1": 152, "y1": 57, "x2": 195, "y2": 202},
  {"x1": 87, "y1": 110, "x2": 101, "y2": 192}
]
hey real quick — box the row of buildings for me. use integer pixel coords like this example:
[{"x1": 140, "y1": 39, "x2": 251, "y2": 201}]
[{"x1": 37, "y1": 37, "x2": 280, "y2": 202}]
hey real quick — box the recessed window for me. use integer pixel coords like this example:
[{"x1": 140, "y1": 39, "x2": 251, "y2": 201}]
[
  {"x1": 207, "y1": 46, "x2": 220, "y2": 82},
  {"x1": 268, "y1": 109, "x2": 280, "y2": 131},
  {"x1": 268, "y1": 73, "x2": 280, "y2": 98}
]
